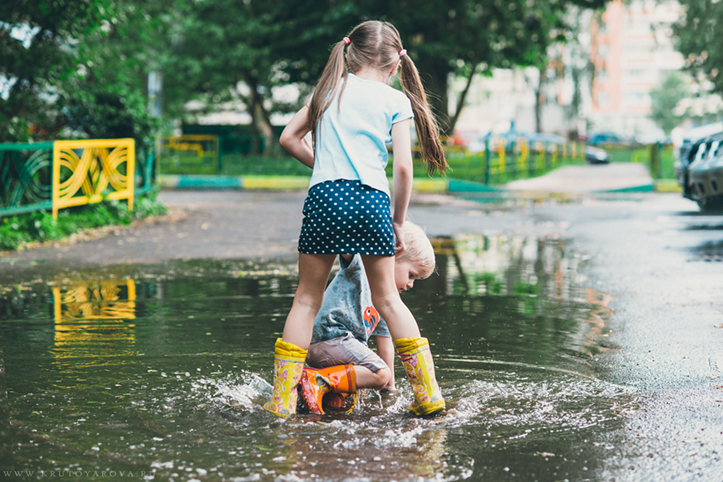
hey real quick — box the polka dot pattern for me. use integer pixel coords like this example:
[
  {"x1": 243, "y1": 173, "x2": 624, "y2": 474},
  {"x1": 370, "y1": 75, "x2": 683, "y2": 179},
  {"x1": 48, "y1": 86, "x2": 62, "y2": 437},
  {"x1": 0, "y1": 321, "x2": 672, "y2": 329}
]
[{"x1": 298, "y1": 180, "x2": 395, "y2": 256}]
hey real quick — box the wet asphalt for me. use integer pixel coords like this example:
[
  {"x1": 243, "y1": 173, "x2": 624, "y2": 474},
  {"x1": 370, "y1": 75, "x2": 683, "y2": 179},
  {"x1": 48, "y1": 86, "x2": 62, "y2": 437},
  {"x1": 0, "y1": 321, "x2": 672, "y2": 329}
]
[{"x1": 1, "y1": 185, "x2": 722, "y2": 480}]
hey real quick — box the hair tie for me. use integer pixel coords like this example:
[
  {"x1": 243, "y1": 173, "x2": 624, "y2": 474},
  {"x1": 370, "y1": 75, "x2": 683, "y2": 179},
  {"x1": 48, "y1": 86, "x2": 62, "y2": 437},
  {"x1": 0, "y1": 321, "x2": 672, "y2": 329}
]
[
  {"x1": 399, "y1": 49, "x2": 407, "y2": 57},
  {"x1": 343, "y1": 37, "x2": 351, "y2": 45}
]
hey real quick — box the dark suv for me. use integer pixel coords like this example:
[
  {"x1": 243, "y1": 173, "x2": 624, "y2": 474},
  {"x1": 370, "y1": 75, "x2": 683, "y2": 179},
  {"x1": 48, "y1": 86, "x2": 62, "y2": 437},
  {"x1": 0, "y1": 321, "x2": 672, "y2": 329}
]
[{"x1": 676, "y1": 133, "x2": 723, "y2": 211}]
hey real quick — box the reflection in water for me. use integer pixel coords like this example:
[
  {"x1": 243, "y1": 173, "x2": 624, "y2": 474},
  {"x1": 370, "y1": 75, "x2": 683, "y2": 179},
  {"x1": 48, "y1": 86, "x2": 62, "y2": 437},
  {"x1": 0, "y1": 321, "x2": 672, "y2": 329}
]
[
  {"x1": 0, "y1": 236, "x2": 636, "y2": 481},
  {"x1": 52, "y1": 280, "x2": 136, "y2": 358}
]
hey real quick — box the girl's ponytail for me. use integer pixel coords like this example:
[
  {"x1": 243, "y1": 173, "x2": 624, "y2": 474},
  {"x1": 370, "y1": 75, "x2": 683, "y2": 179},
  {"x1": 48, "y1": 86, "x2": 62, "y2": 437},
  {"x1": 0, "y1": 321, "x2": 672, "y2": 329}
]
[
  {"x1": 309, "y1": 40, "x2": 348, "y2": 147},
  {"x1": 400, "y1": 54, "x2": 447, "y2": 176}
]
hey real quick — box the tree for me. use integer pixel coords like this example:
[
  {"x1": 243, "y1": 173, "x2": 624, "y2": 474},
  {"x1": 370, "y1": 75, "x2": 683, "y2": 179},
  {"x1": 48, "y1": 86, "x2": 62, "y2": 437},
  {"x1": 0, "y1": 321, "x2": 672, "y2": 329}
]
[
  {"x1": 273, "y1": 0, "x2": 609, "y2": 134},
  {"x1": 673, "y1": 0, "x2": 723, "y2": 97},
  {"x1": 56, "y1": 0, "x2": 186, "y2": 143},
  {"x1": 0, "y1": 0, "x2": 109, "y2": 141},
  {"x1": 649, "y1": 72, "x2": 689, "y2": 135},
  {"x1": 168, "y1": 0, "x2": 286, "y2": 148}
]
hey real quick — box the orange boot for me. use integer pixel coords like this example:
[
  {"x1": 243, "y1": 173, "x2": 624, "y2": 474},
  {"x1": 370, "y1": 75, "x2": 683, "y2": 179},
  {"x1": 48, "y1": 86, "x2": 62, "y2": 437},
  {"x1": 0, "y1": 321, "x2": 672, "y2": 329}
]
[{"x1": 299, "y1": 365, "x2": 356, "y2": 415}]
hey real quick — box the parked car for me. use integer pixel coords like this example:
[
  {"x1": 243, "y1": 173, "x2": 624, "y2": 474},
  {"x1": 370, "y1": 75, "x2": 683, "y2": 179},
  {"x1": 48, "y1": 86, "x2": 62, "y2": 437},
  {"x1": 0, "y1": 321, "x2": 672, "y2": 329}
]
[
  {"x1": 673, "y1": 122, "x2": 723, "y2": 161},
  {"x1": 688, "y1": 133, "x2": 723, "y2": 211},
  {"x1": 674, "y1": 123, "x2": 723, "y2": 211},
  {"x1": 585, "y1": 146, "x2": 610, "y2": 164},
  {"x1": 587, "y1": 131, "x2": 631, "y2": 147}
]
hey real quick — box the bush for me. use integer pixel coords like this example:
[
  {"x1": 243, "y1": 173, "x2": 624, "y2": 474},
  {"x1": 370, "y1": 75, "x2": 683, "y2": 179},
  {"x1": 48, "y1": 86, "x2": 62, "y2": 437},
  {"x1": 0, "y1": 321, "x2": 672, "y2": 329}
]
[{"x1": 0, "y1": 190, "x2": 167, "y2": 251}]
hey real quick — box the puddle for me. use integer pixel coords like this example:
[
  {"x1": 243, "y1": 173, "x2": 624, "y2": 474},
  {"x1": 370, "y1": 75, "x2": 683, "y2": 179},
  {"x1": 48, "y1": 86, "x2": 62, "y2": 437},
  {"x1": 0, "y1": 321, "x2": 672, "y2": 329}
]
[{"x1": 0, "y1": 236, "x2": 637, "y2": 481}]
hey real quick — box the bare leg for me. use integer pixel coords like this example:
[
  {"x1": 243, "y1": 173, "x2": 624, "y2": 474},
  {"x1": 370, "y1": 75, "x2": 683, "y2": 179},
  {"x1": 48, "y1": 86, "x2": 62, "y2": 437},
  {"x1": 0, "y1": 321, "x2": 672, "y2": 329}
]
[
  {"x1": 281, "y1": 253, "x2": 336, "y2": 349},
  {"x1": 360, "y1": 255, "x2": 420, "y2": 339},
  {"x1": 361, "y1": 255, "x2": 445, "y2": 415},
  {"x1": 354, "y1": 366, "x2": 391, "y2": 390}
]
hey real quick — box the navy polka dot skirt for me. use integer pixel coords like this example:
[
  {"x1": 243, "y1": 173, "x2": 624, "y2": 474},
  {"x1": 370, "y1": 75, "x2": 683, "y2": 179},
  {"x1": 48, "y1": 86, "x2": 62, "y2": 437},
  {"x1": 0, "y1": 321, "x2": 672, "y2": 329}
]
[{"x1": 298, "y1": 180, "x2": 395, "y2": 256}]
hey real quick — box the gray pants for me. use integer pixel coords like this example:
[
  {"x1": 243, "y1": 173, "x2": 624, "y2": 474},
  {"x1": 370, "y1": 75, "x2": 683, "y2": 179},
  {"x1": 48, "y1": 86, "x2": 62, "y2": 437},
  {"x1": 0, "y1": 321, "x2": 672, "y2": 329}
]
[{"x1": 306, "y1": 332, "x2": 388, "y2": 373}]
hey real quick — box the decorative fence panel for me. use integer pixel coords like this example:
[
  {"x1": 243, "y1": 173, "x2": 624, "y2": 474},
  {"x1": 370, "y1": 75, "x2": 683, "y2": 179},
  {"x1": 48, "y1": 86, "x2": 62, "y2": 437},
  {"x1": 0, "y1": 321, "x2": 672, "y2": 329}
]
[
  {"x1": 0, "y1": 138, "x2": 155, "y2": 219},
  {"x1": 158, "y1": 135, "x2": 220, "y2": 174},
  {"x1": 53, "y1": 139, "x2": 135, "y2": 219},
  {"x1": 52, "y1": 279, "x2": 136, "y2": 358},
  {"x1": 0, "y1": 142, "x2": 54, "y2": 216}
]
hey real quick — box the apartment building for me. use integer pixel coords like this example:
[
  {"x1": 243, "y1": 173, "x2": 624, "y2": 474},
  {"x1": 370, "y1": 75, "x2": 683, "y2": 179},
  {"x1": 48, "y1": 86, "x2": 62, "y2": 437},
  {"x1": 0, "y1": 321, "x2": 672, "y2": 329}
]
[{"x1": 589, "y1": 0, "x2": 685, "y2": 134}]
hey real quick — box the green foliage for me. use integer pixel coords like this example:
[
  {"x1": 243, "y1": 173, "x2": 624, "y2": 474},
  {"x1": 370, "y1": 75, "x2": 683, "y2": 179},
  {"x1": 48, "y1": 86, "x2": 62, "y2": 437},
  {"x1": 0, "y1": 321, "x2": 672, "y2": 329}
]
[
  {"x1": 221, "y1": 155, "x2": 312, "y2": 177},
  {"x1": 60, "y1": 82, "x2": 156, "y2": 141},
  {"x1": 272, "y1": 0, "x2": 609, "y2": 132},
  {"x1": 0, "y1": 0, "x2": 110, "y2": 141},
  {"x1": 649, "y1": 72, "x2": 689, "y2": 134},
  {"x1": 0, "y1": 191, "x2": 167, "y2": 251},
  {"x1": 673, "y1": 0, "x2": 723, "y2": 97},
  {"x1": 1, "y1": 0, "x2": 610, "y2": 143},
  {"x1": 0, "y1": 0, "x2": 176, "y2": 143}
]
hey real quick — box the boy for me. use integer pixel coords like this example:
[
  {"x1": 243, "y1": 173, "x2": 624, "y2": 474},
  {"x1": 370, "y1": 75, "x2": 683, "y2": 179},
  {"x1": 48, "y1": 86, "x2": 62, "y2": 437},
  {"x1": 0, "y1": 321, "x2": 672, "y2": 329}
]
[{"x1": 299, "y1": 221, "x2": 436, "y2": 414}]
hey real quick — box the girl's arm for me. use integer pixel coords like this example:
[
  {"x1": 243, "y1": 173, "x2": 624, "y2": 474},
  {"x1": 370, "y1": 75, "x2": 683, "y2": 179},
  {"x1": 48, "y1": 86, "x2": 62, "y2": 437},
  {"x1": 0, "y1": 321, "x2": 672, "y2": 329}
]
[
  {"x1": 375, "y1": 335, "x2": 396, "y2": 391},
  {"x1": 391, "y1": 118, "x2": 413, "y2": 253},
  {"x1": 279, "y1": 105, "x2": 314, "y2": 169}
]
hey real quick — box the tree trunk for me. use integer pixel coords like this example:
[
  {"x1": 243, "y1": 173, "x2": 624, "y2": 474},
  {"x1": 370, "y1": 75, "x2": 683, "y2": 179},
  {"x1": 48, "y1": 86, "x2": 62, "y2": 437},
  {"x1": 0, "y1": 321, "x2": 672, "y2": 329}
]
[
  {"x1": 448, "y1": 63, "x2": 479, "y2": 135},
  {"x1": 534, "y1": 67, "x2": 547, "y2": 133},
  {"x1": 244, "y1": 74, "x2": 275, "y2": 156},
  {"x1": 416, "y1": 57, "x2": 452, "y2": 135}
]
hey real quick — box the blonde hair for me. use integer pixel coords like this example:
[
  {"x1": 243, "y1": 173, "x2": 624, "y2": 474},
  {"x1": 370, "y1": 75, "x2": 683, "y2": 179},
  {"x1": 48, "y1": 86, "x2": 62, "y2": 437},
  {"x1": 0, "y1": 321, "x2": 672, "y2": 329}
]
[
  {"x1": 308, "y1": 20, "x2": 447, "y2": 176},
  {"x1": 396, "y1": 221, "x2": 435, "y2": 279}
]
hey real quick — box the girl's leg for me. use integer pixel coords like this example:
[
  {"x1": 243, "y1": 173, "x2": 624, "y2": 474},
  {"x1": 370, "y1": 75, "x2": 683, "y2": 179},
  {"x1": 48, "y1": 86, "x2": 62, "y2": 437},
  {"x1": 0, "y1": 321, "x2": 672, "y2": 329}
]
[
  {"x1": 361, "y1": 254, "x2": 445, "y2": 416},
  {"x1": 360, "y1": 255, "x2": 420, "y2": 340},
  {"x1": 282, "y1": 253, "x2": 336, "y2": 349},
  {"x1": 264, "y1": 253, "x2": 335, "y2": 417}
]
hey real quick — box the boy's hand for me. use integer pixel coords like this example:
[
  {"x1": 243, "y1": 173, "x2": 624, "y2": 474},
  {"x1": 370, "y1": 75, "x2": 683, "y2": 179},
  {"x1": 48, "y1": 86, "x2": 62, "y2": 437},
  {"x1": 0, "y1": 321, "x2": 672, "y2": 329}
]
[
  {"x1": 393, "y1": 222, "x2": 406, "y2": 254},
  {"x1": 381, "y1": 380, "x2": 396, "y2": 392},
  {"x1": 375, "y1": 335, "x2": 396, "y2": 390}
]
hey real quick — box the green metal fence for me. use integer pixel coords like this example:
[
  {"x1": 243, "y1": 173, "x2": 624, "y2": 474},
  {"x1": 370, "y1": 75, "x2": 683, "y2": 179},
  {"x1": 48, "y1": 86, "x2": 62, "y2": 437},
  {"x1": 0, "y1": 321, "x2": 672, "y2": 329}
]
[{"x1": 0, "y1": 141, "x2": 156, "y2": 218}]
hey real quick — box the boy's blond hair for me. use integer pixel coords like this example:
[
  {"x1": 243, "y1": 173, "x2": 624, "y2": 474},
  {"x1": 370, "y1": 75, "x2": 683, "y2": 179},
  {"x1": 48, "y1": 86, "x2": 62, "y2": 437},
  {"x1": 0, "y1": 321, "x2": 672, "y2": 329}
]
[{"x1": 396, "y1": 221, "x2": 435, "y2": 279}]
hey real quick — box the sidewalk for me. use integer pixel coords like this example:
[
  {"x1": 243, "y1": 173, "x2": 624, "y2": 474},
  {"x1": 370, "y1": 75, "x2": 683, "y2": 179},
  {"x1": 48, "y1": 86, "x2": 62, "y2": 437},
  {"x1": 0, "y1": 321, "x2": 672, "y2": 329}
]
[{"x1": 505, "y1": 163, "x2": 655, "y2": 193}]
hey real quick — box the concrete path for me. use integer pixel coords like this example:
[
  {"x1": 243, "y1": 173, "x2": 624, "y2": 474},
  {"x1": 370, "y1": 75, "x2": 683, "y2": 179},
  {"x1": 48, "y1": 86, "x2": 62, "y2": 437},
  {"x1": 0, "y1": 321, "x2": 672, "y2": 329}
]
[{"x1": 505, "y1": 163, "x2": 653, "y2": 192}]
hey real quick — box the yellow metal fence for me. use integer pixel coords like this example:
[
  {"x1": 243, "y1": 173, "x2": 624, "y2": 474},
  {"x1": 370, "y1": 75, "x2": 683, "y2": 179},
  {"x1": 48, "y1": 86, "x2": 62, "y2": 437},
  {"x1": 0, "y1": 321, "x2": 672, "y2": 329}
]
[
  {"x1": 52, "y1": 138, "x2": 135, "y2": 219},
  {"x1": 158, "y1": 135, "x2": 220, "y2": 174}
]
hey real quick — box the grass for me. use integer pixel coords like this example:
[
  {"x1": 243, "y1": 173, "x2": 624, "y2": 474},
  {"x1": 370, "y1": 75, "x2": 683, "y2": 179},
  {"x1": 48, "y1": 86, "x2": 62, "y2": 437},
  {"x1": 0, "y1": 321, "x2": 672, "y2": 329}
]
[
  {"x1": 220, "y1": 155, "x2": 312, "y2": 177},
  {"x1": 216, "y1": 147, "x2": 589, "y2": 185},
  {"x1": 165, "y1": 142, "x2": 678, "y2": 185},
  {"x1": 0, "y1": 189, "x2": 168, "y2": 252},
  {"x1": 604, "y1": 145, "x2": 676, "y2": 179}
]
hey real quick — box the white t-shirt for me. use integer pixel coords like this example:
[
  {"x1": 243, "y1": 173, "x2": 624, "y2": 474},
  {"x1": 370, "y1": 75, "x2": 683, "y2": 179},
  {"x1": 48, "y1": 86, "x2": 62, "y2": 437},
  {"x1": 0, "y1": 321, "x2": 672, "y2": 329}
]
[{"x1": 309, "y1": 73, "x2": 414, "y2": 196}]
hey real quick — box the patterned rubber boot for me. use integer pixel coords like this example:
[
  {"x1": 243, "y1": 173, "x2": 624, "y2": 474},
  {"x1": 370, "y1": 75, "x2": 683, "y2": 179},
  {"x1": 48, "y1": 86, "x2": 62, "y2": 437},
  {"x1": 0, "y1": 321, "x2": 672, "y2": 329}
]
[
  {"x1": 263, "y1": 338, "x2": 307, "y2": 417},
  {"x1": 299, "y1": 365, "x2": 356, "y2": 415},
  {"x1": 395, "y1": 337, "x2": 445, "y2": 416}
]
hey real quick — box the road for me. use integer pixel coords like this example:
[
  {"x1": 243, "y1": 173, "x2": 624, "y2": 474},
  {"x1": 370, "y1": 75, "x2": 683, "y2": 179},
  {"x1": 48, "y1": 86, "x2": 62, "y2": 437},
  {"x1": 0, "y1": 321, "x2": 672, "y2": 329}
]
[{"x1": 1, "y1": 174, "x2": 722, "y2": 479}]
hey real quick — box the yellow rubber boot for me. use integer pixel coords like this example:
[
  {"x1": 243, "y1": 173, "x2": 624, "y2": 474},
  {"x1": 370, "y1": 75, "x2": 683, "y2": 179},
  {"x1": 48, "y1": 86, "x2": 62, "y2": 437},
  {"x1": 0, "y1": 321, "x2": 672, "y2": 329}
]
[
  {"x1": 299, "y1": 365, "x2": 356, "y2": 415},
  {"x1": 263, "y1": 338, "x2": 307, "y2": 417},
  {"x1": 395, "y1": 337, "x2": 445, "y2": 416}
]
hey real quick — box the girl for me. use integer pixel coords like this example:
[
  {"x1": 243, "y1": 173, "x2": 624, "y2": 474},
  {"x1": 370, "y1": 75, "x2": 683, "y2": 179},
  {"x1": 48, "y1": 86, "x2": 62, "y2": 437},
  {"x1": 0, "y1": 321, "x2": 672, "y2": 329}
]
[{"x1": 264, "y1": 20, "x2": 447, "y2": 417}]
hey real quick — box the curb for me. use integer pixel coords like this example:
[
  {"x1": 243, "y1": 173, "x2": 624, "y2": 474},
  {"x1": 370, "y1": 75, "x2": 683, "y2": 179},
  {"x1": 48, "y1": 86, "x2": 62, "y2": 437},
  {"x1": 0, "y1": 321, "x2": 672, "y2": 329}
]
[
  {"x1": 594, "y1": 184, "x2": 655, "y2": 193},
  {"x1": 158, "y1": 174, "x2": 681, "y2": 194},
  {"x1": 158, "y1": 175, "x2": 449, "y2": 193},
  {"x1": 654, "y1": 179, "x2": 683, "y2": 193}
]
